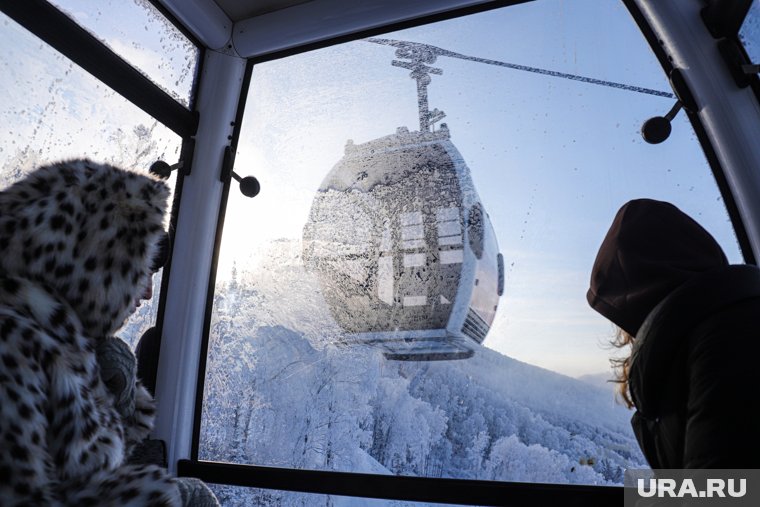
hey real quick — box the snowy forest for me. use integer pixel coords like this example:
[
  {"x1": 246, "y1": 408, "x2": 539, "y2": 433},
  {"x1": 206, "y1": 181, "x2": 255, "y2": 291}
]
[{"x1": 196, "y1": 240, "x2": 646, "y2": 507}]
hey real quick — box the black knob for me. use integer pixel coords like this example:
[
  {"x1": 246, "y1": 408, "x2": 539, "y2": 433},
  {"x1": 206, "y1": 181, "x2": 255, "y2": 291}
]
[
  {"x1": 641, "y1": 116, "x2": 672, "y2": 144},
  {"x1": 149, "y1": 160, "x2": 173, "y2": 179},
  {"x1": 239, "y1": 176, "x2": 260, "y2": 198}
]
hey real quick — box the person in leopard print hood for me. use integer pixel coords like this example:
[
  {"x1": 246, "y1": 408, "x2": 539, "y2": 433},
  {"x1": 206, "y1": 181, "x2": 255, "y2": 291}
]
[{"x1": 0, "y1": 160, "x2": 216, "y2": 506}]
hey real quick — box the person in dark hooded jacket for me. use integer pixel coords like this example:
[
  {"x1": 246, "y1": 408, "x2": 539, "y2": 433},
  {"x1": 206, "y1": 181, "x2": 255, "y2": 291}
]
[{"x1": 587, "y1": 198, "x2": 760, "y2": 469}]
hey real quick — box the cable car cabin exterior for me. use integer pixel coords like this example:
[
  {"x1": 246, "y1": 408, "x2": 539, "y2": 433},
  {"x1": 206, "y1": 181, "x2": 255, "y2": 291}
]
[
  {"x1": 1, "y1": 0, "x2": 759, "y2": 506},
  {"x1": 303, "y1": 126, "x2": 503, "y2": 360}
]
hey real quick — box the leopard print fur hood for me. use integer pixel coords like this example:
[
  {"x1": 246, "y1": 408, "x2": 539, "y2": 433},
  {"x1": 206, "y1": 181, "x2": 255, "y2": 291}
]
[
  {"x1": 0, "y1": 160, "x2": 181, "y2": 506},
  {"x1": 0, "y1": 159, "x2": 168, "y2": 338}
]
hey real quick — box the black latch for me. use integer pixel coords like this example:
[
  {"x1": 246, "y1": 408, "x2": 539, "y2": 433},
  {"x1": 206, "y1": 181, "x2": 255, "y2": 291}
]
[
  {"x1": 220, "y1": 145, "x2": 260, "y2": 198},
  {"x1": 149, "y1": 138, "x2": 195, "y2": 178}
]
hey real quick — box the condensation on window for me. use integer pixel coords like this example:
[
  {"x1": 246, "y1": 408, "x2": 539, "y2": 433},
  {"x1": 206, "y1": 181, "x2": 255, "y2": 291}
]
[
  {"x1": 47, "y1": 0, "x2": 199, "y2": 107},
  {"x1": 199, "y1": 0, "x2": 742, "y2": 490},
  {"x1": 740, "y1": 0, "x2": 760, "y2": 63},
  {"x1": 0, "y1": 11, "x2": 182, "y2": 348}
]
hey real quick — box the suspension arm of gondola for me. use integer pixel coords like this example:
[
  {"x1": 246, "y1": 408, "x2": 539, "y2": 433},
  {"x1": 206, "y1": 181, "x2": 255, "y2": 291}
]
[{"x1": 392, "y1": 57, "x2": 445, "y2": 131}]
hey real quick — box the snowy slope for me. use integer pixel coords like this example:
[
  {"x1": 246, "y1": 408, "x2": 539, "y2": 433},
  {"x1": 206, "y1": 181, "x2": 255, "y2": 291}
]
[{"x1": 200, "y1": 240, "x2": 646, "y2": 506}]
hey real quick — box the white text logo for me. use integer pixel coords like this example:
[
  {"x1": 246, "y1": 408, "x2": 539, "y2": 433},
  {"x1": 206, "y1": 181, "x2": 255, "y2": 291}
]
[{"x1": 637, "y1": 478, "x2": 747, "y2": 498}]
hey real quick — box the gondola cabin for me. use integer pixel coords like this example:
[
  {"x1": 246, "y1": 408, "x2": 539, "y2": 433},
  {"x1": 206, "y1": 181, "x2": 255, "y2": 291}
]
[{"x1": 304, "y1": 125, "x2": 504, "y2": 360}]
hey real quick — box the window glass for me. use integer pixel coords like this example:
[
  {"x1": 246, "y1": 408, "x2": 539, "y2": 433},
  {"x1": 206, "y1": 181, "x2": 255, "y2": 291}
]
[
  {"x1": 200, "y1": 0, "x2": 742, "y2": 488},
  {"x1": 0, "y1": 11, "x2": 182, "y2": 348},
  {"x1": 47, "y1": 0, "x2": 199, "y2": 107},
  {"x1": 740, "y1": 1, "x2": 760, "y2": 63}
]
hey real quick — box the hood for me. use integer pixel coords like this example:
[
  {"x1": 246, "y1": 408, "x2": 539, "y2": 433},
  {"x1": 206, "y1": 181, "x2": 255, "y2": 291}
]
[
  {"x1": 587, "y1": 199, "x2": 728, "y2": 336},
  {"x1": 0, "y1": 159, "x2": 169, "y2": 338}
]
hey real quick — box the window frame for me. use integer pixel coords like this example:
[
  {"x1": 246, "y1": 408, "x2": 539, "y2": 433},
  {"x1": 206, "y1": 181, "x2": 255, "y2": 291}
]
[
  {"x1": 185, "y1": 1, "x2": 725, "y2": 505},
  {"x1": 188, "y1": 1, "x2": 758, "y2": 504},
  {"x1": 178, "y1": 460, "x2": 622, "y2": 506}
]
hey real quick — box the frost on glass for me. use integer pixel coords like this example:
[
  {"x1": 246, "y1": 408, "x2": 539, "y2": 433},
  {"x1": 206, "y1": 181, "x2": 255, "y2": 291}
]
[
  {"x1": 199, "y1": 0, "x2": 741, "y2": 490},
  {"x1": 47, "y1": 0, "x2": 199, "y2": 107},
  {"x1": 0, "y1": 12, "x2": 181, "y2": 348},
  {"x1": 740, "y1": 0, "x2": 760, "y2": 63}
]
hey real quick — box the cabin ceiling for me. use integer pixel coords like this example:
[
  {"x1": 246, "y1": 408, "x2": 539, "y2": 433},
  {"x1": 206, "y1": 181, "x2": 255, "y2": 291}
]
[
  {"x1": 159, "y1": 0, "x2": 501, "y2": 57},
  {"x1": 211, "y1": 0, "x2": 314, "y2": 22}
]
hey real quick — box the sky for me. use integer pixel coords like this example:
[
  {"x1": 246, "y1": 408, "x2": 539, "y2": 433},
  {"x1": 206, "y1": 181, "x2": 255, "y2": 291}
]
[{"x1": 1, "y1": 0, "x2": 757, "y2": 378}]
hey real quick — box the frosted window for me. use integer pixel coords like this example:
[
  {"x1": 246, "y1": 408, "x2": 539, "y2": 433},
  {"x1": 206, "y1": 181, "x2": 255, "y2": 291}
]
[
  {"x1": 200, "y1": 0, "x2": 741, "y2": 488},
  {"x1": 740, "y1": 1, "x2": 760, "y2": 64},
  {"x1": 47, "y1": 0, "x2": 199, "y2": 107},
  {"x1": 0, "y1": 12, "x2": 182, "y2": 348}
]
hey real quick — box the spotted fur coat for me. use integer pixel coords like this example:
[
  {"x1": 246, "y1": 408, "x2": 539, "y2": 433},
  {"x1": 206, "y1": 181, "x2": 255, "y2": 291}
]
[{"x1": 0, "y1": 160, "x2": 180, "y2": 506}]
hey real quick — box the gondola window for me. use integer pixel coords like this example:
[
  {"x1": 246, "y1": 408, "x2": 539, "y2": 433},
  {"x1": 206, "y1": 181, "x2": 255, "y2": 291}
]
[{"x1": 198, "y1": 0, "x2": 743, "y2": 502}]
